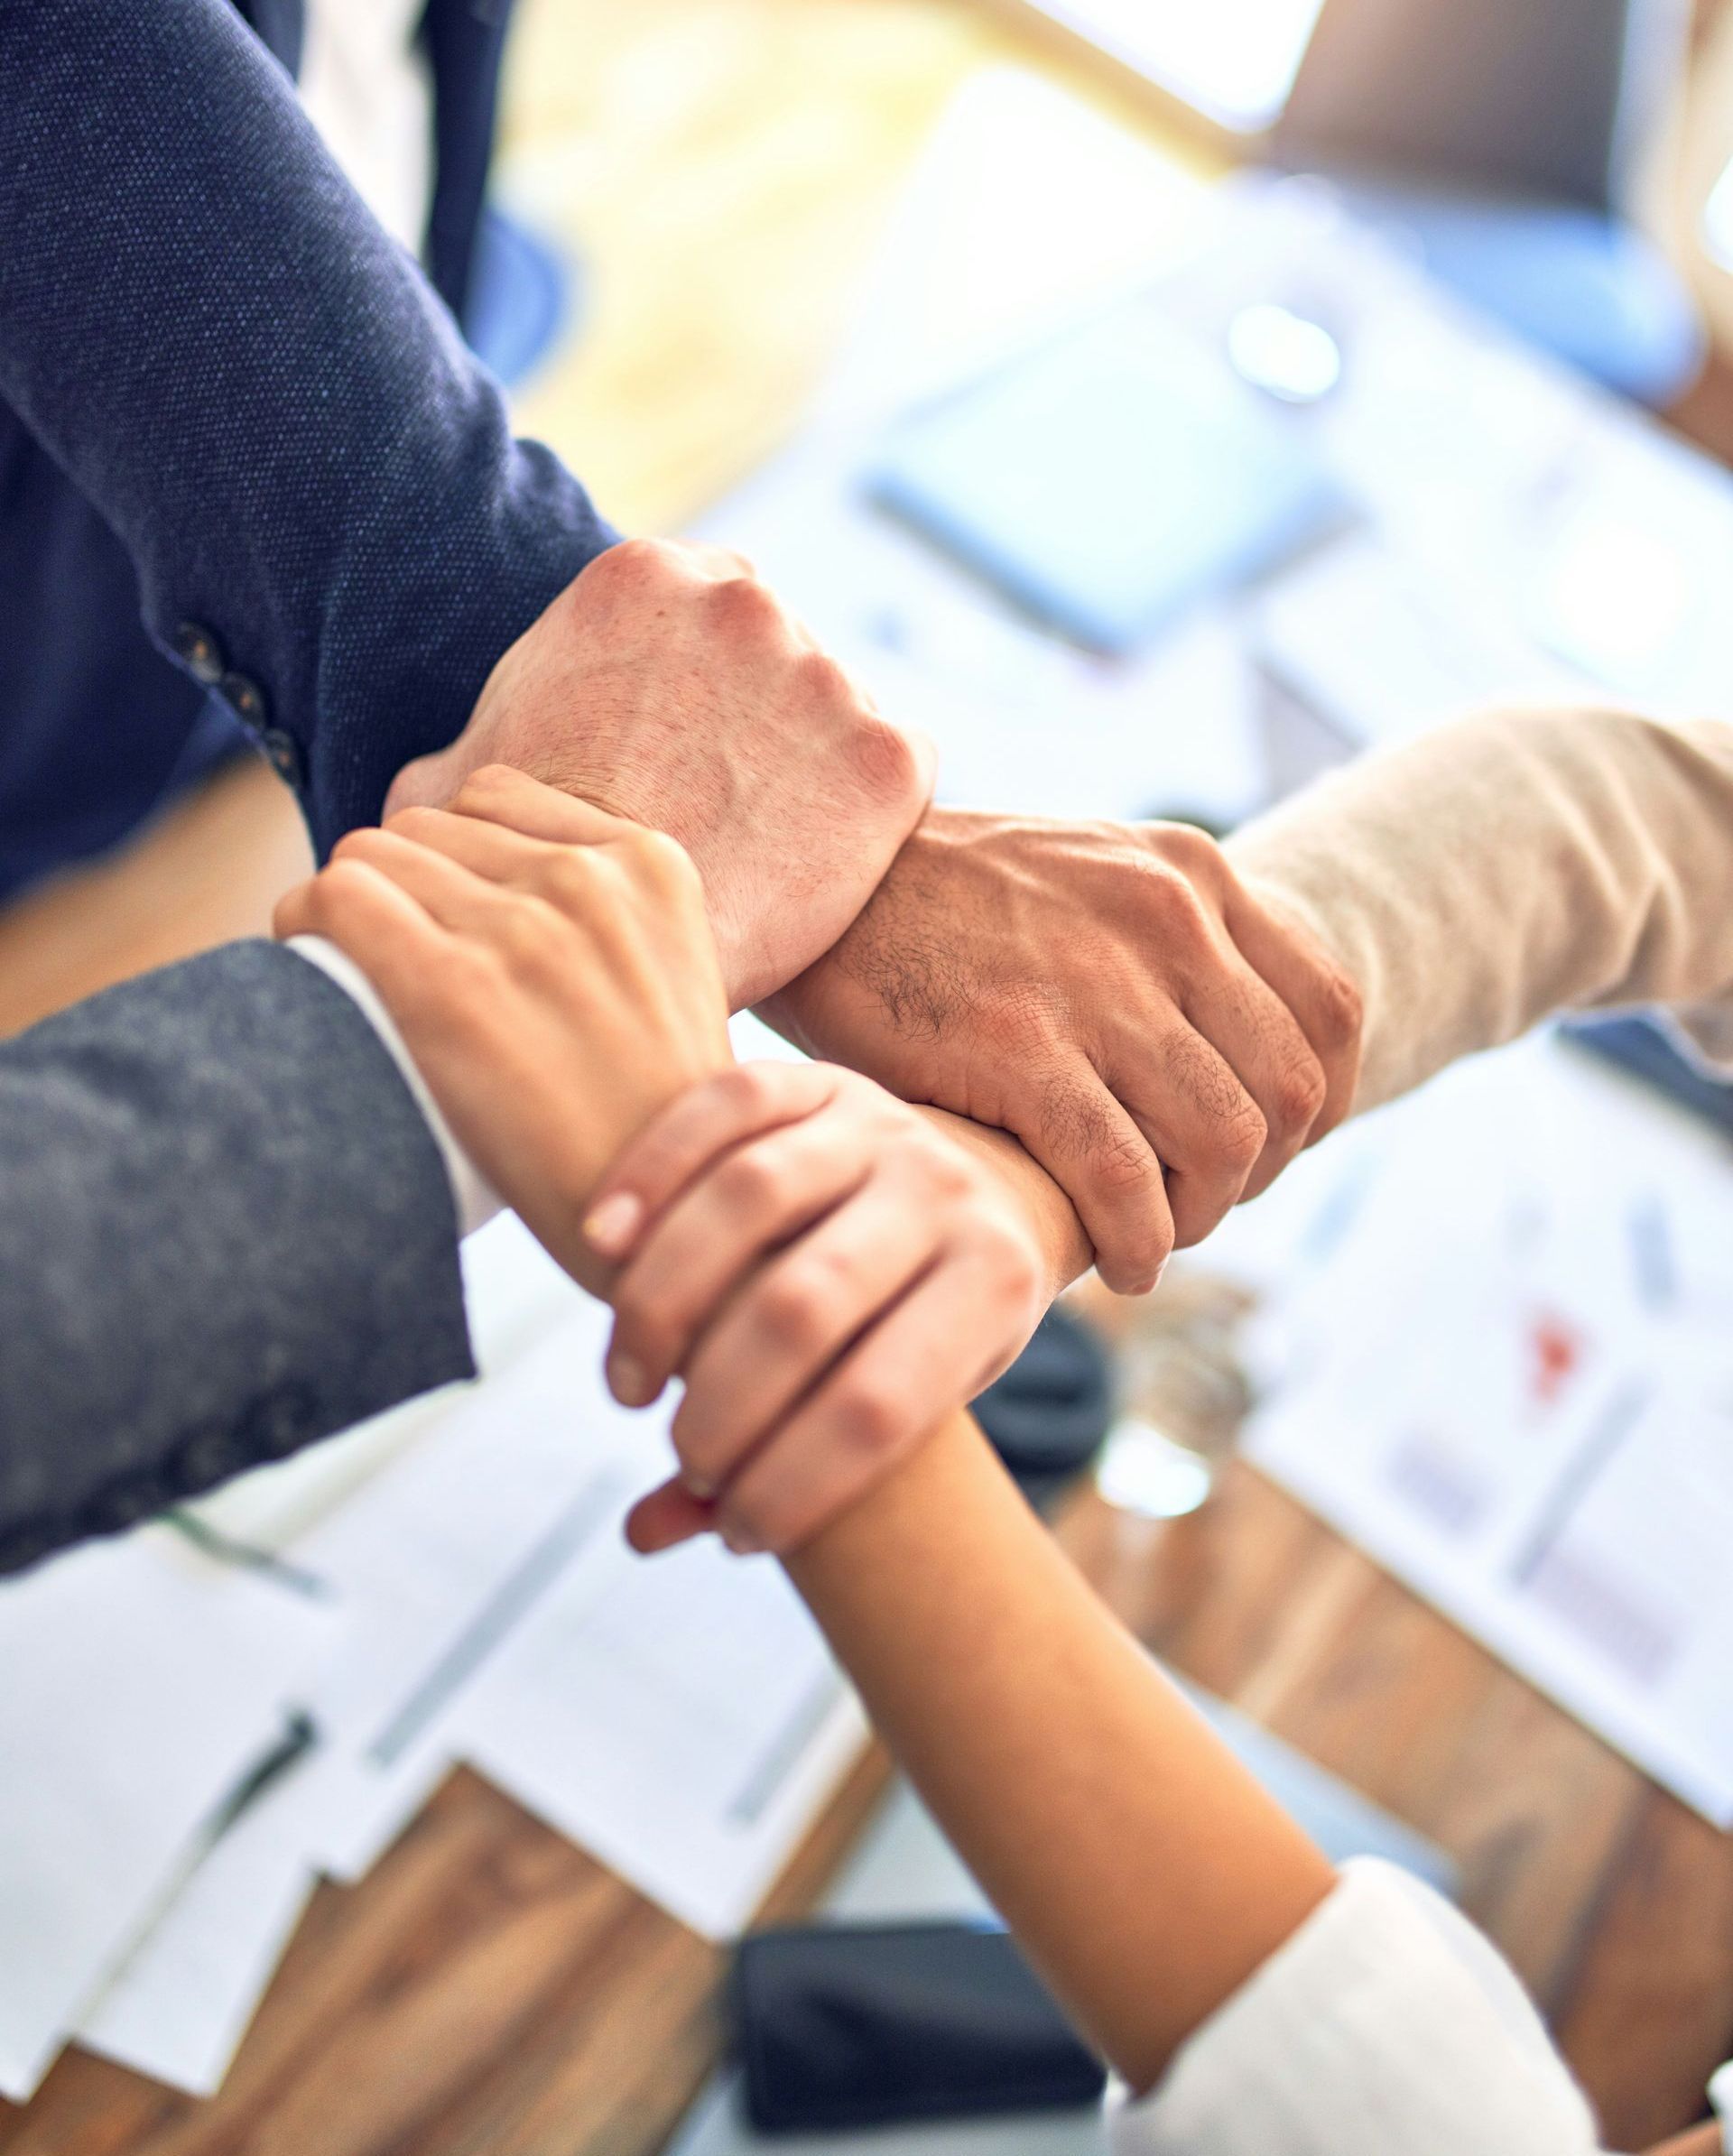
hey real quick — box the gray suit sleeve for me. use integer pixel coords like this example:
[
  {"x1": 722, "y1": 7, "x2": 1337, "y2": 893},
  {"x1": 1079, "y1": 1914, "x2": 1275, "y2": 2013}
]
[{"x1": 0, "y1": 941, "x2": 476, "y2": 1574}]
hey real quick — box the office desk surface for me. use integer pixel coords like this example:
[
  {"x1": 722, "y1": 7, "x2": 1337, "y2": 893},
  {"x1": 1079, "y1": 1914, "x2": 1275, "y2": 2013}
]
[
  {"x1": 3, "y1": 1470, "x2": 1731, "y2": 2155},
  {"x1": 4, "y1": 4, "x2": 1733, "y2": 2150}
]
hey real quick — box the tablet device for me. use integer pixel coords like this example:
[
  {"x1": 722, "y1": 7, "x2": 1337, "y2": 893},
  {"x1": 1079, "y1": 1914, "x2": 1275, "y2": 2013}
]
[{"x1": 868, "y1": 304, "x2": 1347, "y2": 655}]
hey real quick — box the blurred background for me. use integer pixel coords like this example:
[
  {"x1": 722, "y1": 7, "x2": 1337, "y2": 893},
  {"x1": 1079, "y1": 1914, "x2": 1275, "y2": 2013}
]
[{"x1": 8, "y1": 6, "x2": 1733, "y2": 2155}]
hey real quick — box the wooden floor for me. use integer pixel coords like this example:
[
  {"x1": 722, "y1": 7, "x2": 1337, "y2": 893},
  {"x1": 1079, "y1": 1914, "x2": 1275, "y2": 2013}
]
[{"x1": 4, "y1": 4, "x2": 1733, "y2": 2151}]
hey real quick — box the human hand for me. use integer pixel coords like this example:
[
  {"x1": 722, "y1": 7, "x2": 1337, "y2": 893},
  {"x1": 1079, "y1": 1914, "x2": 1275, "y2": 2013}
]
[
  {"x1": 760, "y1": 810, "x2": 1362, "y2": 1294},
  {"x1": 273, "y1": 765, "x2": 731, "y2": 1291},
  {"x1": 582, "y1": 1060, "x2": 1049, "y2": 1556},
  {"x1": 383, "y1": 539, "x2": 937, "y2": 1010}
]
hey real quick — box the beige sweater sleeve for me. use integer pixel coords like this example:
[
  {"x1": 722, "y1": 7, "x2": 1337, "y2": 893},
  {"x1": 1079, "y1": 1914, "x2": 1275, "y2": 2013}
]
[{"x1": 1225, "y1": 706, "x2": 1733, "y2": 1115}]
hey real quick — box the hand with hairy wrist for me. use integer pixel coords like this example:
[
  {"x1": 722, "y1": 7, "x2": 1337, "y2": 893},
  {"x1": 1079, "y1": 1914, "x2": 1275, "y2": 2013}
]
[{"x1": 758, "y1": 807, "x2": 1363, "y2": 1294}]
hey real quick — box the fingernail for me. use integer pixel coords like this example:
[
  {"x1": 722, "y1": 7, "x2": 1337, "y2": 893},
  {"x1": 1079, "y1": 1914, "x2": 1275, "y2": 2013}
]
[
  {"x1": 682, "y1": 1469, "x2": 717, "y2": 1501},
  {"x1": 721, "y1": 1522, "x2": 765, "y2": 1558},
  {"x1": 585, "y1": 1192, "x2": 644, "y2": 1257},
  {"x1": 607, "y1": 1352, "x2": 653, "y2": 1407}
]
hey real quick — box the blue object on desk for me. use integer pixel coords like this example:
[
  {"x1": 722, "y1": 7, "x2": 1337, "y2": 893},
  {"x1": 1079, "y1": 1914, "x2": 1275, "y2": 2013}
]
[
  {"x1": 1270, "y1": 0, "x2": 1704, "y2": 403},
  {"x1": 866, "y1": 310, "x2": 1348, "y2": 655},
  {"x1": 1562, "y1": 1013, "x2": 1733, "y2": 1143},
  {"x1": 1316, "y1": 182, "x2": 1704, "y2": 406}
]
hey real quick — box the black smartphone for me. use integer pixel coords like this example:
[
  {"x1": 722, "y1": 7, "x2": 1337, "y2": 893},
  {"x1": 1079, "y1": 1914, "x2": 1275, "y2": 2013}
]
[{"x1": 731, "y1": 1919, "x2": 1107, "y2": 2136}]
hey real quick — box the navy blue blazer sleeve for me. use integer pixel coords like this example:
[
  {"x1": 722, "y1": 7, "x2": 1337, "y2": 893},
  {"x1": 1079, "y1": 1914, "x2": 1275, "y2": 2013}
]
[{"x1": 0, "y1": 0, "x2": 619, "y2": 854}]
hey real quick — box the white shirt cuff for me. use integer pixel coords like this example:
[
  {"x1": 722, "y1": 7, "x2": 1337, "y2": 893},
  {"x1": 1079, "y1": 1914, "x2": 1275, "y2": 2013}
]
[
  {"x1": 1109, "y1": 1858, "x2": 1604, "y2": 2156},
  {"x1": 1710, "y1": 2060, "x2": 1733, "y2": 2152},
  {"x1": 289, "y1": 935, "x2": 504, "y2": 1239}
]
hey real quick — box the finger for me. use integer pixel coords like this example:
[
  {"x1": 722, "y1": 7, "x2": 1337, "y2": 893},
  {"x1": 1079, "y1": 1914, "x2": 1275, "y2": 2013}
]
[
  {"x1": 272, "y1": 874, "x2": 323, "y2": 943},
  {"x1": 435, "y1": 763, "x2": 636, "y2": 847},
  {"x1": 1176, "y1": 955, "x2": 1327, "y2": 1203},
  {"x1": 625, "y1": 1478, "x2": 716, "y2": 1556},
  {"x1": 669, "y1": 1187, "x2": 945, "y2": 1495},
  {"x1": 713, "y1": 1253, "x2": 1024, "y2": 1555},
  {"x1": 1014, "y1": 1056, "x2": 1176, "y2": 1296},
  {"x1": 1223, "y1": 881, "x2": 1364, "y2": 1148},
  {"x1": 274, "y1": 859, "x2": 451, "y2": 1013},
  {"x1": 585, "y1": 1061, "x2": 840, "y2": 1262},
  {"x1": 1123, "y1": 1022, "x2": 1266, "y2": 1251},
  {"x1": 382, "y1": 801, "x2": 590, "y2": 891},
  {"x1": 605, "y1": 1107, "x2": 878, "y2": 1406},
  {"x1": 329, "y1": 825, "x2": 522, "y2": 935}
]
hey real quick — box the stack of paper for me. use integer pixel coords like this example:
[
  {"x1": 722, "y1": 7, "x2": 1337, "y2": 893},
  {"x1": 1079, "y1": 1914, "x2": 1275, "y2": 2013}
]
[
  {"x1": 1209, "y1": 1036, "x2": 1733, "y2": 1824},
  {"x1": 3, "y1": 1217, "x2": 866, "y2": 2104}
]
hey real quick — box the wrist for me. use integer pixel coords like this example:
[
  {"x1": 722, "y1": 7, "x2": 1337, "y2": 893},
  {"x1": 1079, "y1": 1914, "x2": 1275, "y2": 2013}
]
[{"x1": 913, "y1": 1108, "x2": 1090, "y2": 1299}]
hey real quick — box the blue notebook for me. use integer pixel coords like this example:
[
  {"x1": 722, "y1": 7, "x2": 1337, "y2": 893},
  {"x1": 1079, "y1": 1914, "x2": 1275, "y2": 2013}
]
[{"x1": 868, "y1": 303, "x2": 1347, "y2": 654}]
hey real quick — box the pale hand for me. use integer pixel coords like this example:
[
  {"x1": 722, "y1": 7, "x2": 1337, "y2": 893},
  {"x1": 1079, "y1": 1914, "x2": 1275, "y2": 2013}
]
[
  {"x1": 384, "y1": 539, "x2": 937, "y2": 1010},
  {"x1": 585, "y1": 1060, "x2": 1050, "y2": 1556},
  {"x1": 273, "y1": 765, "x2": 732, "y2": 1291}
]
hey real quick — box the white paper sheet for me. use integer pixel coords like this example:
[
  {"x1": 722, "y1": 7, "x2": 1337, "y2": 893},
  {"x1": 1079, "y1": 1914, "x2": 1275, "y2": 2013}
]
[
  {"x1": 0, "y1": 1531, "x2": 336, "y2": 2100},
  {"x1": 78, "y1": 1746, "x2": 329, "y2": 2096},
  {"x1": 1241, "y1": 1040, "x2": 1733, "y2": 1821},
  {"x1": 281, "y1": 1303, "x2": 867, "y2": 1938},
  {"x1": 285, "y1": 1297, "x2": 647, "y2": 1880},
  {"x1": 453, "y1": 1527, "x2": 868, "y2": 1939}
]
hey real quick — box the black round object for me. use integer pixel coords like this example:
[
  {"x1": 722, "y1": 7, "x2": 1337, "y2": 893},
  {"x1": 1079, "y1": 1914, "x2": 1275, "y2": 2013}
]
[{"x1": 970, "y1": 1304, "x2": 1116, "y2": 1505}]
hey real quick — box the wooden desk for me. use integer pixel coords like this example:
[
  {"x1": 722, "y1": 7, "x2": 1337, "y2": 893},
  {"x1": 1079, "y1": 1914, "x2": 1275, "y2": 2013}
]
[
  {"x1": 4, "y1": 1467, "x2": 1731, "y2": 2155},
  {"x1": 4, "y1": 5, "x2": 1732, "y2": 2151}
]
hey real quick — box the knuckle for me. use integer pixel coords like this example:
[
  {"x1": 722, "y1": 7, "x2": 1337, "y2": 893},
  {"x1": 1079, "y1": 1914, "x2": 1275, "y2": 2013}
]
[
  {"x1": 1218, "y1": 1094, "x2": 1268, "y2": 1172},
  {"x1": 1145, "y1": 871, "x2": 1214, "y2": 950},
  {"x1": 1103, "y1": 1211, "x2": 1174, "y2": 1293},
  {"x1": 440, "y1": 938, "x2": 508, "y2": 1011},
  {"x1": 379, "y1": 803, "x2": 446, "y2": 846},
  {"x1": 722, "y1": 1062, "x2": 784, "y2": 1116},
  {"x1": 831, "y1": 1383, "x2": 901, "y2": 1457},
  {"x1": 1270, "y1": 1053, "x2": 1328, "y2": 1137},
  {"x1": 1093, "y1": 1120, "x2": 1165, "y2": 1198},
  {"x1": 539, "y1": 847, "x2": 600, "y2": 912},
  {"x1": 969, "y1": 1218, "x2": 1045, "y2": 1317},
  {"x1": 328, "y1": 826, "x2": 383, "y2": 866},
  {"x1": 498, "y1": 895, "x2": 570, "y2": 978},
  {"x1": 304, "y1": 857, "x2": 372, "y2": 919},
  {"x1": 626, "y1": 824, "x2": 702, "y2": 901},
  {"x1": 987, "y1": 985, "x2": 1064, "y2": 1061},
  {"x1": 710, "y1": 570, "x2": 782, "y2": 631},
  {"x1": 1152, "y1": 820, "x2": 1227, "y2": 884},
  {"x1": 756, "y1": 1271, "x2": 827, "y2": 1349},
  {"x1": 448, "y1": 763, "x2": 524, "y2": 818},
  {"x1": 718, "y1": 1147, "x2": 786, "y2": 1216},
  {"x1": 912, "y1": 1136, "x2": 976, "y2": 1204},
  {"x1": 596, "y1": 535, "x2": 672, "y2": 588},
  {"x1": 844, "y1": 711, "x2": 922, "y2": 806},
  {"x1": 1317, "y1": 963, "x2": 1364, "y2": 1053}
]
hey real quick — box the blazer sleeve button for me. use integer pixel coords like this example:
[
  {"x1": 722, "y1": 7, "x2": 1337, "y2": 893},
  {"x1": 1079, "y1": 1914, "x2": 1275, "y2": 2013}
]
[
  {"x1": 261, "y1": 728, "x2": 304, "y2": 790},
  {"x1": 221, "y1": 671, "x2": 269, "y2": 732},
  {"x1": 173, "y1": 621, "x2": 227, "y2": 686}
]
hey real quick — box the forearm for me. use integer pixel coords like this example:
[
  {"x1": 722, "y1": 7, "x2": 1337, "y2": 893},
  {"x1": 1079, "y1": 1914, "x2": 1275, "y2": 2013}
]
[
  {"x1": 783, "y1": 1411, "x2": 1334, "y2": 2094},
  {"x1": 1228, "y1": 706, "x2": 1733, "y2": 1113}
]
